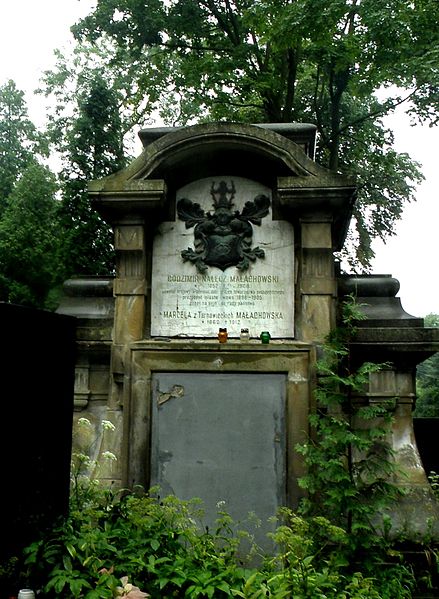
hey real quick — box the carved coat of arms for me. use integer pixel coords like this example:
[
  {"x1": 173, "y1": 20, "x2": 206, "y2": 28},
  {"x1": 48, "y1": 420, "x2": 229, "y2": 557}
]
[{"x1": 177, "y1": 180, "x2": 270, "y2": 273}]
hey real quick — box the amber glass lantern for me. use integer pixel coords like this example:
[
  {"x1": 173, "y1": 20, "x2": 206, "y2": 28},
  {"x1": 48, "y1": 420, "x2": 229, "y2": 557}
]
[{"x1": 218, "y1": 328, "x2": 228, "y2": 343}]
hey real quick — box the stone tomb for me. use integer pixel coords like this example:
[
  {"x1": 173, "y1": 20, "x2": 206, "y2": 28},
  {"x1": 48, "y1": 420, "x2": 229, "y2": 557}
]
[{"x1": 58, "y1": 122, "x2": 439, "y2": 542}]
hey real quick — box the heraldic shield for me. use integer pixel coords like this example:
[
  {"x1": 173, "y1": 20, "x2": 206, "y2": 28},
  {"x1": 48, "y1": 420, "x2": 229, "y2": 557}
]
[{"x1": 177, "y1": 180, "x2": 270, "y2": 273}]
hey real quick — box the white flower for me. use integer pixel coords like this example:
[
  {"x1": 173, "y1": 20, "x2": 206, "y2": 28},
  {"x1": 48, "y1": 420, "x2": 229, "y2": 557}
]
[
  {"x1": 115, "y1": 576, "x2": 149, "y2": 598},
  {"x1": 72, "y1": 451, "x2": 93, "y2": 466},
  {"x1": 77, "y1": 417, "x2": 92, "y2": 427},
  {"x1": 101, "y1": 451, "x2": 117, "y2": 461},
  {"x1": 216, "y1": 500, "x2": 226, "y2": 508},
  {"x1": 102, "y1": 419, "x2": 116, "y2": 431}
]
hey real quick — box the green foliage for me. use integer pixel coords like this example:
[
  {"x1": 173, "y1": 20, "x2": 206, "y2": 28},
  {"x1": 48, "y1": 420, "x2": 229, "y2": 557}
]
[
  {"x1": 429, "y1": 472, "x2": 439, "y2": 500},
  {"x1": 54, "y1": 73, "x2": 127, "y2": 276},
  {"x1": 414, "y1": 314, "x2": 439, "y2": 417},
  {"x1": 0, "y1": 80, "x2": 48, "y2": 210},
  {"x1": 0, "y1": 162, "x2": 64, "y2": 308},
  {"x1": 24, "y1": 484, "x2": 251, "y2": 598},
  {"x1": 234, "y1": 509, "x2": 392, "y2": 599},
  {"x1": 23, "y1": 482, "x2": 413, "y2": 599},
  {"x1": 0, "y1": 80, "x2": 65, "y2": 308},
  {"x1": 67, "y1": 0, "x2": 438, "y2": 267},
  {"x1": 335, "y1": 114, "x2": 423, "y2": 268}
]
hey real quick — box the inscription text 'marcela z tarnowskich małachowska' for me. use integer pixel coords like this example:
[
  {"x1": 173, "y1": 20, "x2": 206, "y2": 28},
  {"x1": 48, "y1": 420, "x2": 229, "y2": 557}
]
[{"x1": 177, "y1": 180, "x2": 270, "y2": 273}]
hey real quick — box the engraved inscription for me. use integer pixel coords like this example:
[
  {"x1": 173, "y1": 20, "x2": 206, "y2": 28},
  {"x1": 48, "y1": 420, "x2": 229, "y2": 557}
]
[
  {"x1": 151, "y1": 176, "x2": 295, "y2": 338},
  {"x1": 154, "y1": 270, "x2": 290, "y2": 336}
]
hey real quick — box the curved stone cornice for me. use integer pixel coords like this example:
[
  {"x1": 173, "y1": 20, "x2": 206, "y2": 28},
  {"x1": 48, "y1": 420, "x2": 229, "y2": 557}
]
[
  {"x1": 134, "y1": 122, "x2": 316, "y2": 180},
  {"x1": 89, "y1": 122, "x2": 355, "y2": 193}
]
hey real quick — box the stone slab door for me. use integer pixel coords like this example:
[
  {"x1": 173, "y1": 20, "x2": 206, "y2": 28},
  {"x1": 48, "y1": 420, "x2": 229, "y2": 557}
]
[{"x1": 150, "y1": 372, "x2": 286, "y2": 547}]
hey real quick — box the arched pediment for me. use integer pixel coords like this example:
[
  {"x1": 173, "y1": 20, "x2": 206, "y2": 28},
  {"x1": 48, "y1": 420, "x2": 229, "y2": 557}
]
[
  {"x1": 133, "y1": 122, "x2": 316, "y2": 186},
  {"x1": 90, "y1": 122, "x2": 353, "y2": 194}
]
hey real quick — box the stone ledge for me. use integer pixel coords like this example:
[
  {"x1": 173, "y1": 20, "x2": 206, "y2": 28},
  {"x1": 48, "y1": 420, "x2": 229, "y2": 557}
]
[
  {"x1": 132, "y1": 339, "x2": 312, "y2": 352},
  {"x1": 349, "y1": 327, "x2": 439, "y2": 368}
]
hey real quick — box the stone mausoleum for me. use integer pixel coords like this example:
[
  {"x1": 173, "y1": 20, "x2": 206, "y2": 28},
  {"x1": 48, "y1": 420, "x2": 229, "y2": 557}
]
[{"x1": 57, "y1": 122, "x2": 439, "y2": 541}]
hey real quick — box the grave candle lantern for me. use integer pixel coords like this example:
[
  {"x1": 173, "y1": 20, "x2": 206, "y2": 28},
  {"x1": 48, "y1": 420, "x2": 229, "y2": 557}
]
[
  {"x1": 218, "y1": 328, "x2": 228, "y2": 343},
  {"x1": 260, "y1": 331, "x2": 271, "y2": 344}
]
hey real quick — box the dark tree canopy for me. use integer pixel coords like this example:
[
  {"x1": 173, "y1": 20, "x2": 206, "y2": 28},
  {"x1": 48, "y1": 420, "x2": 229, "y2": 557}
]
[
  {"x1": 0, "y1": 80, "x2": 47, "y2": 210},
  {"x1": 0, "y1": 81, "x2": 63, "y2": 308},
  {"x1": 68, "y1": 0, "x2": 438, "y2": 267},
  {"x1": 0, "y1": 74, "x2": 127, "y2": 308},
  {"x1": 0, "y1": 163, "x2": 63, "y2": 308}
]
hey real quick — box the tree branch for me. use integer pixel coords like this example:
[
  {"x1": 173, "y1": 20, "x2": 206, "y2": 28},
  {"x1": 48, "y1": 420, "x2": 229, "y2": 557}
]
[
  {"x1": 209, "y1": 97, "x2": 264, "y2": 110},
  {"x1": 337, "y1": 88, "x2": 420, "y2": 136}
]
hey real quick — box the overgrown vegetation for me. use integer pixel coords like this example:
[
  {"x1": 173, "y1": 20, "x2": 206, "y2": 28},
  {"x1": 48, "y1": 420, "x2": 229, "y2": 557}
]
[
  {"x1": 19, "y1": 486, "x2": 417, "y2": 599},
  {"x1": 297, "y1": 299, "x2": 412, "y2": 588},
  {"x1": 1, "y1": 299, "x2": 434, "y2": 597}
]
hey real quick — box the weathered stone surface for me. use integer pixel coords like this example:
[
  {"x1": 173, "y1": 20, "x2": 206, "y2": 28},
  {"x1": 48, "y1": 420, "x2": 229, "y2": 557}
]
[
  {"x1": 150, "y1": 371, "x2": 286, "y2": 551},
  {"x1": 128, "y1": 342, "x2": 312, "y2": 508},
  {"x1": 57, "y1": 277, "x2": 114, "y2": 321},
  {"x1": 57, "y1": 278, "x2": 113, "y2": 411},
  {"x1": 301, "y1": 222, "x2": 332, "y2": 248},
  {"x1": 139, "y1": 122, "x2": 318, "y2": 158},
  {"x1": 380, "y1": 487, "x2": 439, "y2": 540},
  {"x1": 299, "y1": 294, "x2": 334, "y2": 343}
]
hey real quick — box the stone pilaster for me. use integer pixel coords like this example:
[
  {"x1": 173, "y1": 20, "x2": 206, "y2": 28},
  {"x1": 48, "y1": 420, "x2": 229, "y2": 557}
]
[
  {"x1": 113, "y1": 222, "x2": 147, "y2": 344},
  {"x1": 298, "y1": 220, "x2": 336, "y2": 343},
  {"x1": 86, "y1": 178, "x2": 166, "y2": 486}
]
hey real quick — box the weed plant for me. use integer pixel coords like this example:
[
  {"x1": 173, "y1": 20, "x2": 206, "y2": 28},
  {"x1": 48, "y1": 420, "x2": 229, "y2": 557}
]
[{"x1": 22, "y1": 485, "x2": 407, "y2": 598}]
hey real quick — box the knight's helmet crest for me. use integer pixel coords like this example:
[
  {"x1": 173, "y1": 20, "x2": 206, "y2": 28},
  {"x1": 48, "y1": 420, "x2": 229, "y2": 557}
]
[{"x1": 210, "y1": 180, "x2": 236, "y2": 211}]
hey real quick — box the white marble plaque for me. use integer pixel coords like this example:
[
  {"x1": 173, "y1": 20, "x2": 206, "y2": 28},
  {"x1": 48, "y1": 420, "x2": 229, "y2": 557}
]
[{"x1": 151, "y1": 177, "x2": 294, "y2": 338}]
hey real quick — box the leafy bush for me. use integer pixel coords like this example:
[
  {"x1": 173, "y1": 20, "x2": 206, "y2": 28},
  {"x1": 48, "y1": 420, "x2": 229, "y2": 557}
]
[
  {"x1": 24, "y1": 485, "x2": 249, "y2": 598},
  {"x1": 24, "y1": 483, "x2": 409, "y2": 599}
]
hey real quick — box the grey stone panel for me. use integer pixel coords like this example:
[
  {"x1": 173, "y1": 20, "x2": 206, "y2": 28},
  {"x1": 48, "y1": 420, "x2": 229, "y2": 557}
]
[{"x1": 150, "y1": 372, "x2": 286, "y2": 550}]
